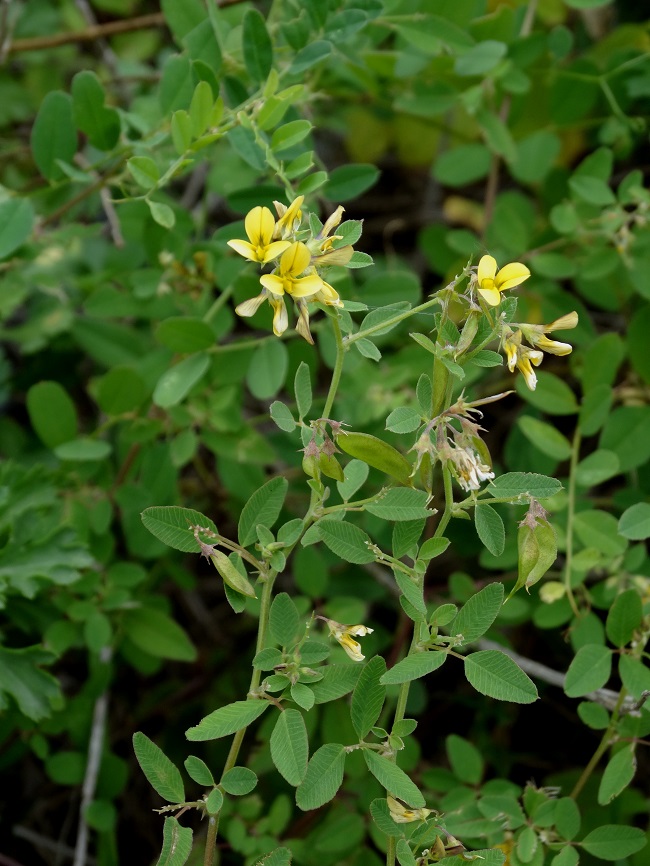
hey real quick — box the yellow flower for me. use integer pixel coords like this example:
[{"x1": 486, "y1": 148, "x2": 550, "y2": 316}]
[
  {"x1": 387, "y1": 796, "x2": 434, "y2": 824},
  {"x1": 227, "y1": 206, "x2": 291, "y2": 264},
  {"x1": 477, "y1": 255, "x2": 530, "y2": 306},
  {"x1": 515, "y1": 344, "x2": 543, "y2": 390},
  {"x1": 260, "y1": 242, "x2": 325, "y2": 301},
  {"x1": 325, "y1": 619, "x2": 373, "y2": 662},
  {"x1": 273, "y1": 195, "x2": 304, "y2": 238},
  {"x1": 522, "y1": 311, "x2": 579, "y2": 356}
]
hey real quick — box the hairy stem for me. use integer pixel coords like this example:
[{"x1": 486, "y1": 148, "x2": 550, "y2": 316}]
[{"x1": 322, "y1": 314, "x2": 346, "y2": 418}]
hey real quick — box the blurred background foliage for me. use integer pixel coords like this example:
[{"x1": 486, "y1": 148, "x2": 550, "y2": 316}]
[{"x1": 1, "y1": 0, "x2": 650, "y2": 864}]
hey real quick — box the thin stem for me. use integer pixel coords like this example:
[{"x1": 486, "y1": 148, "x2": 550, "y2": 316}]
[
  {"x1": 203, "y1": 286, "x2": 233, "y2": 324},
  {"x1": 6, "y1": 11, "x2": 166, "y2": 53},
  {"x1": 571, "y1": 688, "x2": 626, "y2": 800},
  {"x1": 564, "y1": 427, "x2": 582, "y2": 618},
  {"x1": 322, "y1": 314, "x2": 346, "y2": 418},
  {"x1": 203, "y1": 573, "x2": 276, "y2": 866},
  {"x1": 344, "y1": 296, "x2": 440, "y2": 347}
]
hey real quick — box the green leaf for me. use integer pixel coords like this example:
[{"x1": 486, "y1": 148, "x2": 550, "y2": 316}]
[
  {"x1": 147, "y1": 200, "x2": 176, "y2": 229},
  {"x1": 184, "y1": 756, "x2": 214, "y2": 786},
  {"x1": 128, "y1": 156, "x2": 160, "y2": 189},
  {"x1": 337, "y1": 432, "x2": 412, "y2": 485},
  {"x1": 290, "y1": 40, "x2": 332, "y2": 75},
  {"x1": 324, "y1": 164, "x2": 380, "y2": 202},
  {"x1": 605, "y1": 589, "x2": 642, "y2": 648},
  {"x1": 296, "y1": 743, "x2": 346, "y2": 811},
  {"x1": 351, "y1": 656, "x2": 386, "y2": 738},
  {"x1": 255, "y1": 849, "x2": 293, "y2": 866},
  {"x1": 30, "y1": 91, "x2": 77, "y2": 181},
  {"x1": 455, "y1": 40, "x2": 507, "y2": 76},
  {"x1": 96, "y1": 366, "x2": 147, "y2": 415},
  {"x1": 619, "y1": 655, "x2": 650, "y2": 699},
  {"x1": 123, "y1": 608, "x2": 197, "y2": 662},
  {"x1": 419, "y1": 537, "x2": 450, "y2": 560},
  {"x1": 205, "y1": 787, "x2": 223, "y2": 814},
  {"x1": 269, "y1": 593, "x2": 301, "y2": 646},
  {"x1": 464, "y1": 651, "x2": 538, "y2": 703},
  {"x1": 488, "y1": 473, "x2": 563, "y2": 500},
  {"x1": 579, "y1": 384, "x2": 613, "y2": 436},
  {"x1": 600, "y1": 406, "x2": 650, "y2": 472},
  {"x1": 580, "y1": 825, "x2": 646, "y2": 860},
  {"x1": 575, "y1": 450, "x2": 619, "y2": 487},
  {"x1": 554, "y1": 797, "x2": 581, "y2": 840},
  {"x1": 183, "y1": 19, "x2": 222, "y2": 74},
  {"x1": 366, "y1": 489, "x2": 433, "y2": 522},
  {"x1": 551, "y1": 849, "x2": 579, "y2": 866},
  {"x1": 238, "y1": 477, "x2": 288, "y2": 547},
  {"x1": 475, "y1": 504, "x2": 505, "y2": 557},
  {"x1": 294, "y1": 362, "x2": 312, "y2": 420},
  {"x1": 71, "y1": 70, "x2": 120, "y2": 150},
  {"x1": 141, "y1": 506, "x2": 217, "y2": 553},
  {"x1": 433, "y1": 143, "x2": 491, "y2": 186},
  {"x1": 573, "y1": 510, "x2": 627, "y2": 557},
  {"x1": 270, "y1": 708, "x2": 309, "y2": 786},
  {"x1": 0, "y1": 197, "x2": 34, "y2": 259},
  {"x1": 153, "y1": 353, "x2": 210, "y2": 408},
  {"x1": 393, "y1": 570, "x2": 427, "y2": 617},
  {"x1": 451, "y1": 583, "x2": 504, "y2": 644},
  {"x1": 26, "y1": 381, "x2": 77, "y2": 448},
  {"x1": 132, "y1": 732, "x2": 185, "y2": 803},
  {"x1": 155, "y1": 818, "x2": 193, "y2": 866},
  {"x1": 363, "y1": 750, "x2": 425, "y2": 808},
  {"x1": 380, "y1": 652, "x2": 446, "y2": 685},
  {"x1": 271, "y1": 120, "x2": 312, "y2": 153},
  {"x1": 312, "y1": 664, "x2": 362, "y2": 703},
  {"x1": 518, "y1": 417, "x2": 572, "y2": 461},
  {"x1": 186, "y1": 700, "x2": 269, "y2": 741},
  {"x1": 0, "y1": 646, "x2": 61, "y2": 722},
  {"x1": 318, "y1": 519, "x2": 375, "y2": 564},
  {"x1": 171, "y1": 110, "x2": 192, "y2": 154},
  {"x1": 270, "y1": 401, "x2": 296, "y2": 432},
  {"x1": 242, "y1": 9, "x2": 273, "y2": 82},
  {"x1": 517, "y1": 371, "x2": 579, "y2": 416},
  {"x1": 564, "y1": 644, "x2": 612, "y2": 697},
  {"x1": 446, "y1": 734, "x2": 483, "y2": 785},
  {"x1": 386, "y1": 408, "x2": 422, "y2": 434},
  {"x1": 569, "y1": 175, "x2": 615, "y2": 206},
  {"x1": 370, "y1": 797, "x2": 404, "y2": 838},
  {"x1": 54, "y1": 438, "x2": 111, "y2": 462},
  {"x1": 156, "y1": 317, "x2": 215, "y2": 353},
  {"x1": 337, "y1": 459, "x2": 369, "y2": 501},
  {"x1": 396, "y1": 839, "x2": 417, "y2": 866},
  {"x1": 189, "y1": 80, "x2": 213, "y2": 138},
  {"x1": 598, "y1": 745, "x2": 636, "y2": 806},
  {"x1": 618, "y1": 503, "x2": 650, "y2": 540},
  {"x1": 221, "y1": 766, "x2": 258, "y2": 795},
  {"x1": 246, "y1": 340, "x2": 289, "y2": 400}
]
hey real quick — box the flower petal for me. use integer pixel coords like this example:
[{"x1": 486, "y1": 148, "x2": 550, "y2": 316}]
[
  {"x1": 245, "y1": 206, "x2": 275, "y2": 246},
  {"x1": 478, "y1": 255, "x2": 497, "y2": 284},
  {"x1": 287, "y1": 274, "x2": 324, "y2": 298},
  {"x1": 294, "y1": 301, "x2": 314, "y2": 345},
  {"x1": 235, "y1": 293, "x2": 267, "y2": 318},
  {"x1": 495, "y1": 262, "x2": 530, "y2": 291},
  {"x1": 477, "y1": 286, "x2": 502, "y2": 306},
  {"x1": 227, "y1": 239, "x2": 258, "y2": 261},
  {"x1": 269, "y1": 296, "x2": 288, "y2": 336},
  {"x1": 545, "y1": 311, "x2": 579, "y2": 332},
  {"x1": 262, "y1": 241, "x2": 291, "y2": 264},
  {"x1": 280, "y1": 241, "x2": 311, "y2": 276},
  {"x1": 260, "y1": 274, "x2": 286, "y2": 295}
]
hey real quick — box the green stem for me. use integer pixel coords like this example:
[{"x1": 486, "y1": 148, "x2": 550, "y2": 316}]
[
  {"x1": 203, "y1": 573, "x2": 276, "y2": 866},
  {"x1": 322, "y1": 314, "x2": 346, "y2": 418},
  {"x1": 564, "y1": 427, "x2": 582, "y2": 618},
  {"x1": 434, "y1": 465, "x2": 454, "y2": 538},
  {"x1": 570, "y1": 688, "x2": 626, "y2": 800},
  {"x1": 344, "y1": 296, "x2": 440, "y2": 347},
  {"x1": 203, "y1": 286, "x2": 233, "y2": 324}
]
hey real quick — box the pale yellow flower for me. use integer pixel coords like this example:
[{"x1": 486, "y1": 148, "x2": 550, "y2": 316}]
[
  {"x1": 387, "y1": 796, "x2": 434, "y2": 824},
  {"x1": 521, "y1": 311, "x2": 579, "y2": 356},
  {"x1": 515, "y1": 344, "x2": 543, "y2": 390},
  {"x1": 273, "y1": 195, "x2": 304, "y2": 238},
  {"x1": 325, "y1": 619, "x2": 373, "y2": 662},
  {"x1": 477, "y1": 255, "x2": 530, "y2": 306},
  {"x1": 227, "y1": 206, "x2": 291, "y2": 264}
]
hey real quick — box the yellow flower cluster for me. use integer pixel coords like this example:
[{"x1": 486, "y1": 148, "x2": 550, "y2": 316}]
[
  {"x1": 228, "y1": 197, "x2": 353, "y2": 344},
  {"x1": 503, "y1": 312, "x2": 579, "y2": 390}
]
